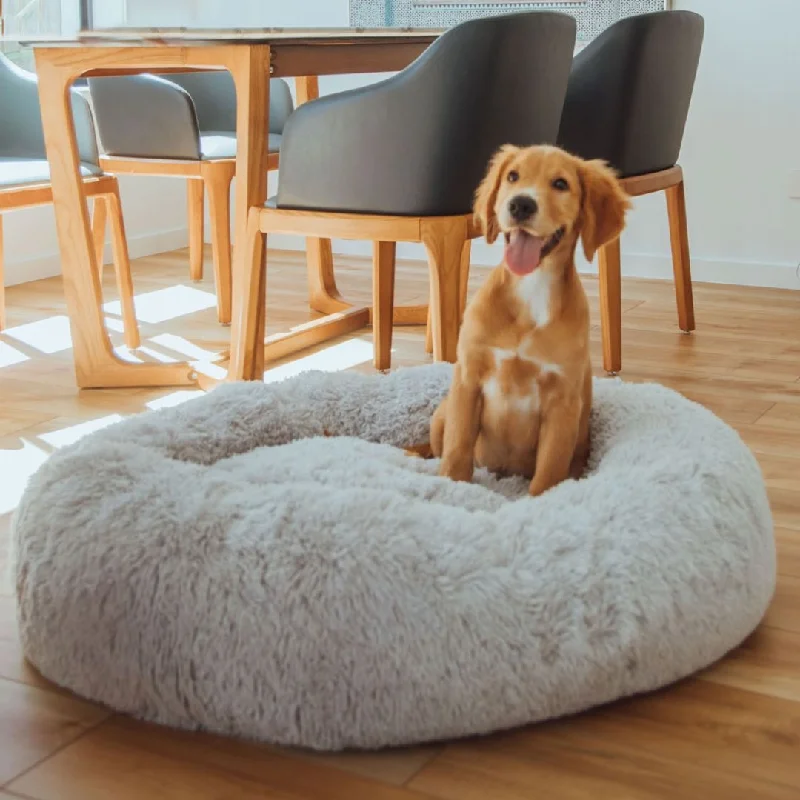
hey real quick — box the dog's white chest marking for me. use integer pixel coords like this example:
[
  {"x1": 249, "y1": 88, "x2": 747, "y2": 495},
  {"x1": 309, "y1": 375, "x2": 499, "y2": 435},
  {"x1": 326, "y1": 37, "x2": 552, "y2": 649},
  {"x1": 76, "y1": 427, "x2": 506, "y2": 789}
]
[
  {"x1": 482, "y1": 347, "x2": 563, "y2": 416},
  {"x1": 516, "y1": 269, "x2": 553, "y2": 328},
  {"x1": 492, "y1": 346, "x2": 563, "y2": 377},
  {"x1": 483, "y1": 373, "x2": 538, "y2": 415}
]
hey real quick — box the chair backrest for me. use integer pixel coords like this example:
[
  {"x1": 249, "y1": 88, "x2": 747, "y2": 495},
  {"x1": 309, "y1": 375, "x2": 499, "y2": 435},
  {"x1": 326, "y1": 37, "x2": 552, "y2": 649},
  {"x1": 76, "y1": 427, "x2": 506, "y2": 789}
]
[
  {"x1": 277, "y1": 11, "x2": 577, "y2": 217},
  {"x1": 164, "y1": 73, "x2": 294, "y2": 135},
  {"x1": 558, "y1": 11, "x2": 704, "y2": 178},
  {"x1": 89, "y1": 72, "x2": 294, "y2": 159},
  {"x1": 0, "y1": 53, "x2": 99, "y2": 166}
]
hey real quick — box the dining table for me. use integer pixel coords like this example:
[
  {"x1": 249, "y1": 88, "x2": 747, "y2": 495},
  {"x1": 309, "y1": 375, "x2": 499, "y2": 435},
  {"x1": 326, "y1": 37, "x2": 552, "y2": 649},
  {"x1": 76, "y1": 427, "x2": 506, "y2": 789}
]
[{"x1": 16, "y1": 27, "x2": 440, "y2": 389}]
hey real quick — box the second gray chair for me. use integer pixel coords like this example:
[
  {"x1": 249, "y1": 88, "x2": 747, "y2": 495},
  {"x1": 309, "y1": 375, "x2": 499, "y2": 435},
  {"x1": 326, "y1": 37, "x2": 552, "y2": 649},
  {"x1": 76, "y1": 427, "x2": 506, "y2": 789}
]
[
  {"x1": 230, "y1": 11, "x2": 577, "y2": 380},
  {"x1": 89, "y1": 73, "x2": 294, "y2": 325},
  {"x1": 558, "y1": 10, "x2": 704, "y2": 373}
]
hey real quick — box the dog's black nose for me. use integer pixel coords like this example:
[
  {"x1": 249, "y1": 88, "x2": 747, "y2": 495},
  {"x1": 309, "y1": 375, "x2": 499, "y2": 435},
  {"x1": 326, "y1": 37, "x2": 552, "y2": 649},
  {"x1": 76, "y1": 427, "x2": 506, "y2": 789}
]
[{"x1": 508, "y1": 195, "x2": 537, "y2": 223}]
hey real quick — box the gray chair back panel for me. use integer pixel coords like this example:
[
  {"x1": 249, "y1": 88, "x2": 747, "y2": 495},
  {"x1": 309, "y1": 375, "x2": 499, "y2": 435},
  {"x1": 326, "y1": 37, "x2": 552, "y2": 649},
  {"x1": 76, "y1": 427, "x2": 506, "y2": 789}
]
[
  {"x1": 558, "y1": 11, "x2": 704, "y2": 178},
  {"x1": 165, "y1": 72, "x2": 237, "y2": 134},
  {"x1": 89, "y1": 72, "x2": 294, "y2": 159},
  {"x1": 276, "y1": 12, "x2": 577, "y2": 217},
  {"x1": 89, "y1": 74, "x2": 201, "y2": 160},
  {"x1": 0, "y1": 53, "x2": 99, "y2": 167},
  {"x1": 165, "y1": 73, "x2": 294, "y2": 134}
]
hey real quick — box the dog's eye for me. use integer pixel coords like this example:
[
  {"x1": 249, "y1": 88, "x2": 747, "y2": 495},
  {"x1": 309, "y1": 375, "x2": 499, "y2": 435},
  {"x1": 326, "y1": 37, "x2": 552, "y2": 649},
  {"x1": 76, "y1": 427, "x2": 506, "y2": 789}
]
[
  {"x1": 552, "y1": 177, "x2": 569, "y2": 191},
  {"x1": 507, "y1": 170, "x2": 519, "y2": 183}
]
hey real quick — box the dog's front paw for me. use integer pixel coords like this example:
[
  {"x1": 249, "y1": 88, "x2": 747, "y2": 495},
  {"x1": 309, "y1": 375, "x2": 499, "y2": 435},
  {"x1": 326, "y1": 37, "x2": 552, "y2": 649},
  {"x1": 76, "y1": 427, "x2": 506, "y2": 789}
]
[{"x1": 439, "y1": 458, "x2": 474, "y2": 484}]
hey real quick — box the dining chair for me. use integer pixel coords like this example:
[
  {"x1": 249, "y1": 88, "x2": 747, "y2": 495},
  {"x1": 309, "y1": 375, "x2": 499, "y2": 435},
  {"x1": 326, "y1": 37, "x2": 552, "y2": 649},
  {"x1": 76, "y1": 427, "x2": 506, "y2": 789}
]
[
  {"x1": 0, "y1": 53, "x2": 139, "y2": 347},
  {"x1": 235, "y1": 11, "x2": 577, "y2": 378},
  {"x1": 558, "y1": 10, "x2": 705, "y2": 374},
  {"x1": 88, "y1": 73, "x2": 294, "y2": 325}
]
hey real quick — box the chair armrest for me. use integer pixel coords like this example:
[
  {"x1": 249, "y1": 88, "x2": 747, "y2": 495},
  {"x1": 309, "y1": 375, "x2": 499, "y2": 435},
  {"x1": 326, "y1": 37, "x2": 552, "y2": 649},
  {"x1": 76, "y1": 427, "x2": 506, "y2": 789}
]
[{"x1": 88, "y1": 75, "x2": 202, "y2": 160}]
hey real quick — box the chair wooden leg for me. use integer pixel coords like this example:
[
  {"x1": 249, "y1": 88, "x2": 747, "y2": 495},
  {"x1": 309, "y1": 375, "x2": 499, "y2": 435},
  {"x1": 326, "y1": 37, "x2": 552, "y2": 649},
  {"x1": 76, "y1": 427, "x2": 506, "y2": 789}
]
[
  {"x1": 105, "y1": 186, "x2": 141, "y2": 350},
  {"x1": 421, "y1": 217, "x2": 467, "y2": 363},
  {"x1": 203, "y1": 164, "x2": 234, "y2": 326},
  {"x1": 0, "y1": 215, "x2": 5, "y2": 331},
  {"x1": 459, "y1": 238, "x2": 472, "y2": 321},
  {"x1": 306, "y1": 237, "x2": 346, "y2": 313},
  {"x1": 666, "y1": 180, "x2": 695, "y2": 333},
  {"x1": 425, "y1": 307, "x2": 433, "y2": 355},
  {"x1": 373, "y1": 240, "x2": 396, "y2": 371},
  {"x1": 91, "y1": 196, "x2": 107, "y2": 280},
  {"x1": 187, "y1": 178, "x2": 205, "y2": 282},
  {"x1": 598, "y1": 237, "x2": 622, "y2": 374},
  {"x1": 230, "y1": 208, "x2": 266, "y2": 381},
  {"x1": 425, "y1": 237, "x2": 471, "y2": 355}
]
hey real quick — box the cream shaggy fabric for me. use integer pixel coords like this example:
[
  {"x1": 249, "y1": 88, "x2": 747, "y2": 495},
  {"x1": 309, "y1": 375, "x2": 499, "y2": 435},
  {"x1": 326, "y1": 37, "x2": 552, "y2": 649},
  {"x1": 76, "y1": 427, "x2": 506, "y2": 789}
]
[{"x1": 13, "y1": 364, "x2": 775, "y2": 750}]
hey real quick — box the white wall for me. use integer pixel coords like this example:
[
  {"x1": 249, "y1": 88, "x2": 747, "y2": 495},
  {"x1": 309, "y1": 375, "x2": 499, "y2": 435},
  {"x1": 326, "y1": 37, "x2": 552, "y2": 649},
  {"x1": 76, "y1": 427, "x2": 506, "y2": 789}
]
[
  {"x1": 5, "y1": 0, "x2": 800, "y2": 290},
  {"x1": 617, "y1": 0, "x2": 800, "y2": 288}
]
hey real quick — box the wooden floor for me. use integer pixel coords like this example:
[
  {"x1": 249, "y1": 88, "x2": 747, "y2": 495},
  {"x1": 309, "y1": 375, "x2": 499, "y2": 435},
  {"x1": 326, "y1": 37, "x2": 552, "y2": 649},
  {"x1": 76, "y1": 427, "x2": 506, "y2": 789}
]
[{"x1": 1, "y1": 245, "x2": 799, "y2": 798}]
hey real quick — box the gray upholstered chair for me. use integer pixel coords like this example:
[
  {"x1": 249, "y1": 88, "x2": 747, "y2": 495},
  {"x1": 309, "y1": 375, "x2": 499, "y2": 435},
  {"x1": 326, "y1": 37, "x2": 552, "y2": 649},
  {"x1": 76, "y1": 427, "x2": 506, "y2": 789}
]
[
  {"x1": 0, "y1": 53, "x2": 139, "y2": 346},
  {"x1": 88, "y1": 73, "x2": 294, "y2": 325},
  {"x1": 558, "y1": 10, "x2": 704, "y2": 373},
  {"x1": 233, "y1": 12, "x2": 577, "y2": 379}
]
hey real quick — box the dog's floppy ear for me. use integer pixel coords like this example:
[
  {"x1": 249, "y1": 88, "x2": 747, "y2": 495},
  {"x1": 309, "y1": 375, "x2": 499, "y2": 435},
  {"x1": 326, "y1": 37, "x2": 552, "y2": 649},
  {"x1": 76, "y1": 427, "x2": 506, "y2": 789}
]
[
  {"x1": 474, "y1": 145, "x2": 519, "y2": 244},
  {"x1": 578, "y1": 159, "x2": 631, "y2": 261}
]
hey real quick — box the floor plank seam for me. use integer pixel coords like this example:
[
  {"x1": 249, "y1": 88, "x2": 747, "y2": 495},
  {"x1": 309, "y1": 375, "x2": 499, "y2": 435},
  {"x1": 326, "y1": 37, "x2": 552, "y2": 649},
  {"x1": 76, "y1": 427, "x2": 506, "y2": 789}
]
[{"x1": 0, "y1": 709, "x2": 112, "y2": 792}]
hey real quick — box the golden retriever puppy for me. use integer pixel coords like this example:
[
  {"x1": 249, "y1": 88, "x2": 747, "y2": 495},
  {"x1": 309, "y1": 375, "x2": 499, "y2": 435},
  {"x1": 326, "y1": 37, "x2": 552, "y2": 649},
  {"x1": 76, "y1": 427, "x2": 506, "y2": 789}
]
[{"x1": 431, "y1": 145, "x2": 630, "y2": 496}]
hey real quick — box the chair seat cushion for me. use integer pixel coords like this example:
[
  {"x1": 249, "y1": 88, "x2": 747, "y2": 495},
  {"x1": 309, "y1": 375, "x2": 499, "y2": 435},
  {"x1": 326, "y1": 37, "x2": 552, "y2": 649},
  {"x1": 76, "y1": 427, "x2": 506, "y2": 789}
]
[
  {"x1": 13, "y1": 365, "x2": 775, "y2": 751},
  {"x1": 0, "y1": 157, "x2": 101, "y2": 187},
  {"x1": 200, "y1": 132, "x2": 282, "y2": 160}
]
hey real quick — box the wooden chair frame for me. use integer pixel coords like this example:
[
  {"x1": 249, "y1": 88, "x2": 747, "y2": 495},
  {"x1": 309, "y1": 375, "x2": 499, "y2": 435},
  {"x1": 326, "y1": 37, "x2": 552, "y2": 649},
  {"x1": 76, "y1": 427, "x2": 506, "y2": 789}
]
[
  {"x1": 99, "y1": 153, "x2": 279, "y2": 327},
  {"x1": 599, "y1": 164, "x2": 694, "y2": 373},
  {"x1": 235, "y1": 206, "x2": 479, "y2": 379},
  {"x1": 0, "y1": 173, "x2": 139, "y2": 348}
]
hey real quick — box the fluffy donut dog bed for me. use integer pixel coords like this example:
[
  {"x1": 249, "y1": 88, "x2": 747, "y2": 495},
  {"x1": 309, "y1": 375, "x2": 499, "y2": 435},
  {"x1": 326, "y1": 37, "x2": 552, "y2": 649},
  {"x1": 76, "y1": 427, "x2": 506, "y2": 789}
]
[{"x1": 13, "y1": 364, "x2": 774, "y2": 750}]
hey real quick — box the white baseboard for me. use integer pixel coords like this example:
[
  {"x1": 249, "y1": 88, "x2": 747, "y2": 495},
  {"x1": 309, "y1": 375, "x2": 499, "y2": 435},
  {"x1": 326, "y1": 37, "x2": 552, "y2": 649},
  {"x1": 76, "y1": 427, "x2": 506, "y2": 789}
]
[
  {"x1": 6, "y1": 229, "x2": 800, "y2": 293},
  {"x1": 575, "y1": 252, "x2": 800, "y2": 290},
  {"x1": 3, "y1": 227, "x2": 189, "y2": 288}
]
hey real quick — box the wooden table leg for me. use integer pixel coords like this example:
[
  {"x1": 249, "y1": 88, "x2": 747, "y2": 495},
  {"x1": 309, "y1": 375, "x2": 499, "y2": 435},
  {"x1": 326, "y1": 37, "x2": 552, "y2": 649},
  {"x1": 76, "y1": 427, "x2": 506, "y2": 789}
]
[
  {"x1": 35, "y1": 50, "x2": 196, "y2": 389},
  {"x1": 228, "y1": 44, "x2": 271, "y2": 381}
]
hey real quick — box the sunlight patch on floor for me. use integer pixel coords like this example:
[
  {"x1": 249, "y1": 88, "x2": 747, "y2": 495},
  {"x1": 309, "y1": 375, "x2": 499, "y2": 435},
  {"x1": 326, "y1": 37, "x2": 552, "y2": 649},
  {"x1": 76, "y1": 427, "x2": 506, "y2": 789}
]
[
  {"x1": 0, "y1": 414, "x2": 125, "y2": 514},
  {"x1": 0, "y1": 340, "x2": 29, "y2": 369},
  {"x1": 0, "y1": 440, "x2": 48, "y2": 515},
  {"x1": 37, "y1": 415, "x2": 125, "y2": 448},
  {"x1": 114, "y1": 345, "x2": 179, "y2": 364},
  {"x1": 148, "y1": 333, "x2": 221, "y2": 362},
  {"x1": 146, "y1": 390, "x2": 205, "y2": 411},
  {"x1": 3, "y1": 315, "x2": 72, "y2": 354},
  {"x1": 104, "y1": 284, "x2": 217, "y2": 324},
  {"x1": 262, "y1": 339, "x2": 375, "y2": 384}
]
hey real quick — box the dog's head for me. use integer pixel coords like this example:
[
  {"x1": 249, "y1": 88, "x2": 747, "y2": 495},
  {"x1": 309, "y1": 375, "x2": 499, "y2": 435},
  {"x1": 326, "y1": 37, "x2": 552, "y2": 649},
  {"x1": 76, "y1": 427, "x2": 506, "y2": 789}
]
[{"x1": 474, "y1": 145, "x2": 631, "y2": 276}]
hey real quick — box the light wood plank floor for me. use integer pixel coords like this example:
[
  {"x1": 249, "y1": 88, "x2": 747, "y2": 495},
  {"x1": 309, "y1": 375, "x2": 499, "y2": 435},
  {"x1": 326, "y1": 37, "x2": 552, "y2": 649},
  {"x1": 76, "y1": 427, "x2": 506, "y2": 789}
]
[{"x1": 1, "y1": 245, "x2": 799, "y2": 798}]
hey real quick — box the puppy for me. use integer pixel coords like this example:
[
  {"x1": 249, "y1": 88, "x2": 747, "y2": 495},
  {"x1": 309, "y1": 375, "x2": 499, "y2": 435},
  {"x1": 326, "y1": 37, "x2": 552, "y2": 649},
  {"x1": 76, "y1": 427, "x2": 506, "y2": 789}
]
[{"x1": 430, "y1": 145, "x2": 630, "y2": 496}]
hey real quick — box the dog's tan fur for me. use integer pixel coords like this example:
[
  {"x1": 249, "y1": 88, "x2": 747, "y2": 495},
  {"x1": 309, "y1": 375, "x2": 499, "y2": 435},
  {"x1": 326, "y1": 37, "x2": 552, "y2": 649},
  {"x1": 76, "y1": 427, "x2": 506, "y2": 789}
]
[{"x1": 431, "y1": 145, "x2": 630, "y2": 496}]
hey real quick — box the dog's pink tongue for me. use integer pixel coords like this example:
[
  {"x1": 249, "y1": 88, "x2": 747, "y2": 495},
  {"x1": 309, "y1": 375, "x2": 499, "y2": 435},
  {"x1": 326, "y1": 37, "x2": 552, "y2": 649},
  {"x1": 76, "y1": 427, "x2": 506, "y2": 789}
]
[{"x1": 505, "y1": 230, "x2": 544, "y2": 276}]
